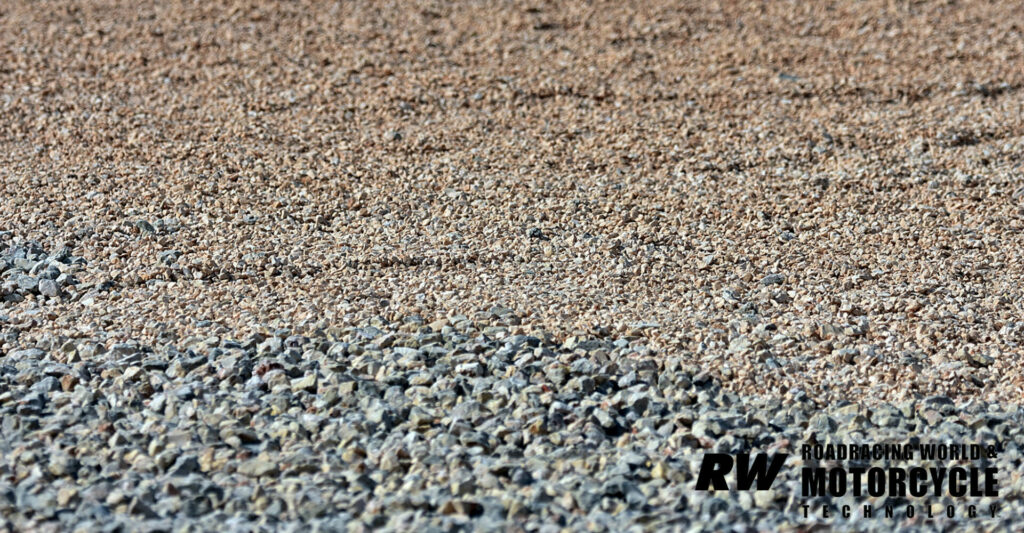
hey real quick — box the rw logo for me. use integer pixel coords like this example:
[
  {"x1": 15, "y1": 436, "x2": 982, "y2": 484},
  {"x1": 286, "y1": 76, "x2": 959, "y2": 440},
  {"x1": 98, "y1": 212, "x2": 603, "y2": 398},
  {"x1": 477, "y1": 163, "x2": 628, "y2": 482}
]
[{"x1": 695, "y1": 453, "x2": 789, "y2": 491}]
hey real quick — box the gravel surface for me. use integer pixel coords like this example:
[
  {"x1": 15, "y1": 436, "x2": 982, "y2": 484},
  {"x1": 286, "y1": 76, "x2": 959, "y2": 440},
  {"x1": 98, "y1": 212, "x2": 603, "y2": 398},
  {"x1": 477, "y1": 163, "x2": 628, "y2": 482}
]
[
  {"x1": 1, "y1": 0, "x2": 1023, "y2": 403},
  {"x1": 2, "y1": 306, "x2": 1023, "y2": 531},
  {"x1": 2, "y1": 0, "x2": 1024, "y2": 530}
]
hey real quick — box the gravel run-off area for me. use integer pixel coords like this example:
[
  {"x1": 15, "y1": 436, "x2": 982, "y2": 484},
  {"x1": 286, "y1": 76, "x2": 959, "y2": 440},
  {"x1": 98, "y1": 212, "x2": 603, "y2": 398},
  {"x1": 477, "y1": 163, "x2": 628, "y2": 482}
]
[{"x1": 2, "y1": 1, "x2": 1024, "y2": 531}]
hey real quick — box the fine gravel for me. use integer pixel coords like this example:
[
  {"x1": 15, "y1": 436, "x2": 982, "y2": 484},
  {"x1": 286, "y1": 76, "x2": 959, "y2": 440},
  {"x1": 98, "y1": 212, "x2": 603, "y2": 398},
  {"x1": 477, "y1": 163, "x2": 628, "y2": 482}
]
[
  {"x1": 1, "y1": 0, "x2": 1023, "y2": 403},
  {"x1": 3, "y1": 0, "x2": 1024, "y2": 530}
]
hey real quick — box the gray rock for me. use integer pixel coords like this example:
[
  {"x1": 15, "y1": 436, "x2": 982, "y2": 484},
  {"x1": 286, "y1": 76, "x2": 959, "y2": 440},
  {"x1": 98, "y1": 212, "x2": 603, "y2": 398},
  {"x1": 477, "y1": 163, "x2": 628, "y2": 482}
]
[
  {"x1": 38, "y1": 278, "x2": 59, "y2": 297},
  {"x1": 167, "y1": 455, "x2": 201, "y2": 476}
]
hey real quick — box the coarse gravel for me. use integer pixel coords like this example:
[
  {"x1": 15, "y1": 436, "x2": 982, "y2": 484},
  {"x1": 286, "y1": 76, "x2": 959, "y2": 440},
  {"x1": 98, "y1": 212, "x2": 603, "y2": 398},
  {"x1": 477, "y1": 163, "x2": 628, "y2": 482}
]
[{"x1": 3, "y1": 305, "x2": 1024, "y2": 532}]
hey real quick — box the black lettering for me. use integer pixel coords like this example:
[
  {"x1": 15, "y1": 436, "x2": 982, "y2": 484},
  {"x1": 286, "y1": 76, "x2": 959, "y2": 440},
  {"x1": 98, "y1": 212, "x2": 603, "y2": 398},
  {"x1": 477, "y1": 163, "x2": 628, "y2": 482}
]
[
  {"x1": 970, "y1": 468, "x2": 983, "y2": 496},
  {"x1": 803, "y1": 468, "x2": 827, "y2": 497},
  {"x1": 829, "y1": 469, "x2": 846, "y2": 496},
  {"x1": 985, "y1": 468, "x2": 999, "y2": 496},
  {"x1": 868, "y1": 468, "x2": 886, "y2": 497},
  {"x1": 850, "y1": 467, "x2": 865, "y2": 495},
  {"x1": 736, "y1": 453, "x2": 787, "y2": 490},
  {"x1": 889, "y1": 468, "x2": 907, "y2": 497},
  {"x1": 929, "y1": 468, "x2": 946, "y2": 497},
  {"x1": 950, "y1": 467, "x2": 967, "y2": 497},
  {"x1": 909, "y1": 468, "x2": 928, "y2": 497},
  {"x1": 695, "y1": 454, "x2": 732, "y2": 490}
]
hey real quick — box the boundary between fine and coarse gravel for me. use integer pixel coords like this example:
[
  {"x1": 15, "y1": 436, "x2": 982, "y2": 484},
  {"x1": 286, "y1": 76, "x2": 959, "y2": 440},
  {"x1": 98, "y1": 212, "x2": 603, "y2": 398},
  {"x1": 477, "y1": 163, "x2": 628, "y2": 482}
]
[{"x1": 3, "y1": 239, "x2": 1023, "y2": 531}]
